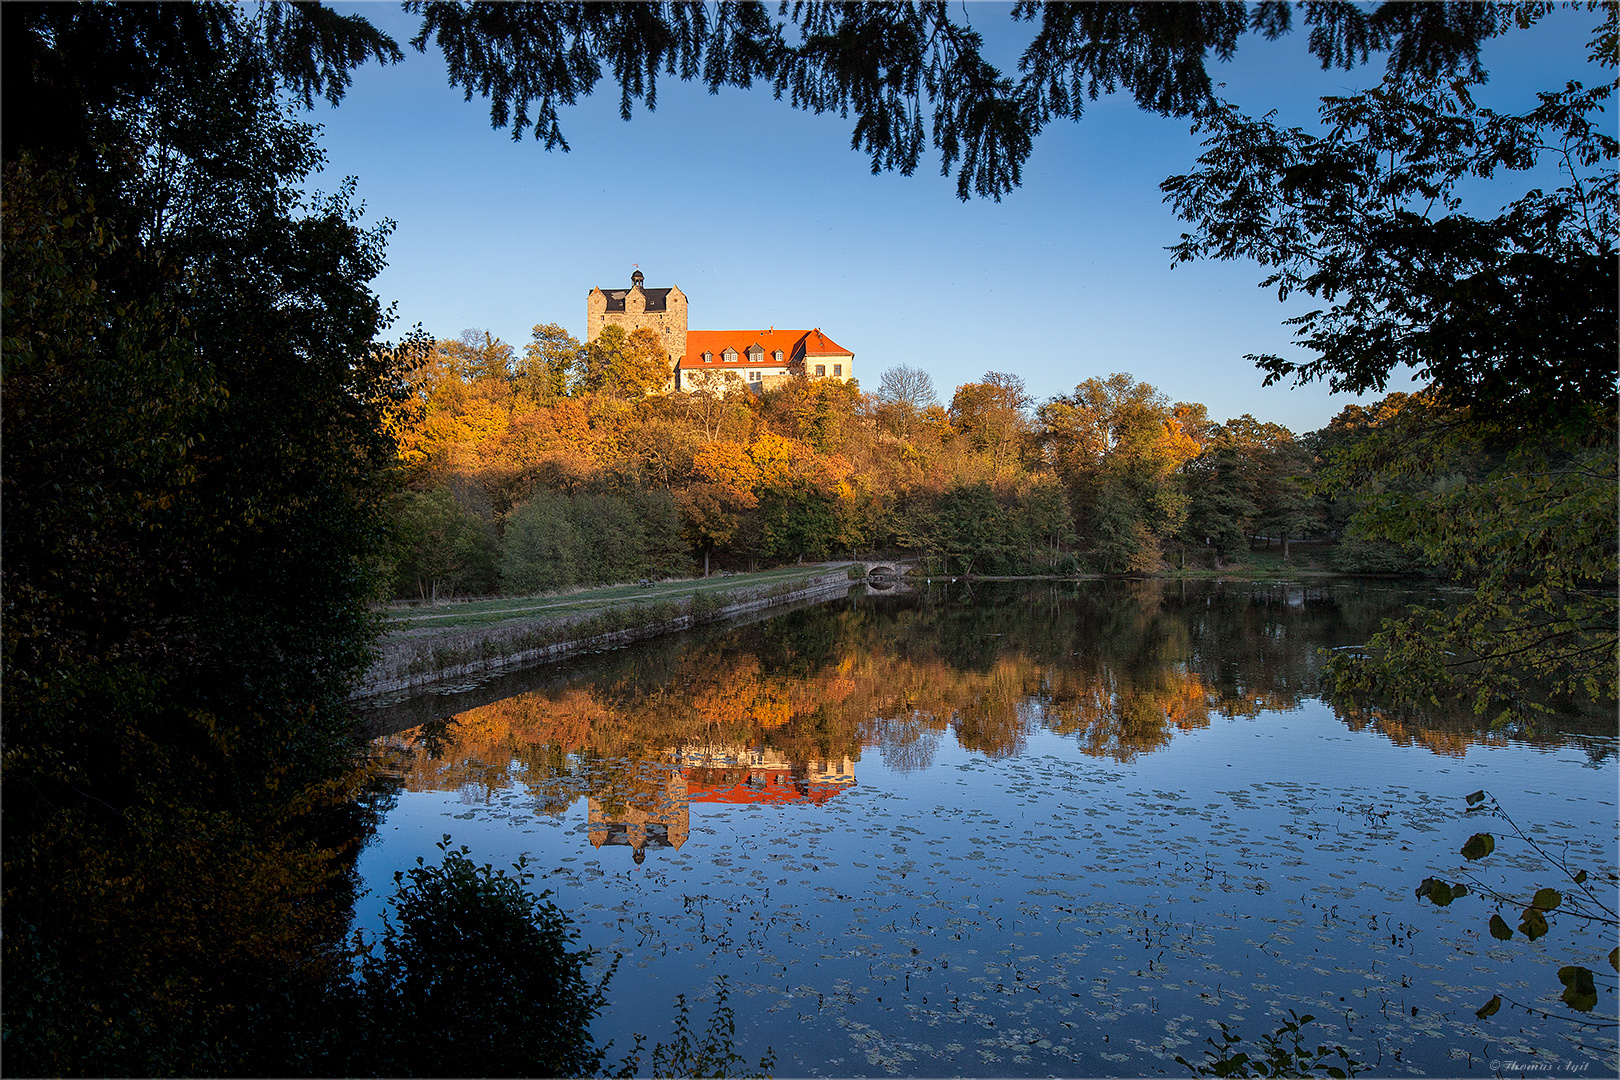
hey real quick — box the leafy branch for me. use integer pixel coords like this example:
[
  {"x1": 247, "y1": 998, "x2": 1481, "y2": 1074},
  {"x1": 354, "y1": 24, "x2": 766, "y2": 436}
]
[{"x1": 1415, "y1": 791, "x2": 1619, "y2": 1025}]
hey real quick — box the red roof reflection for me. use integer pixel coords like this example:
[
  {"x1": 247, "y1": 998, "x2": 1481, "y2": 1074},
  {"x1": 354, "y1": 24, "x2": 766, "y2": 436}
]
[{"x1": 683, "y1": 766, "x2": 850, "y2": 805}]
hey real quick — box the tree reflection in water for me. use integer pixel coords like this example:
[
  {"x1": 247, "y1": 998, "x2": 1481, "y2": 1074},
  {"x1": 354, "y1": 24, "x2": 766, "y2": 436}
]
[{"x1": 370, "y1": 579, "x2": 1610, "y2": 826}]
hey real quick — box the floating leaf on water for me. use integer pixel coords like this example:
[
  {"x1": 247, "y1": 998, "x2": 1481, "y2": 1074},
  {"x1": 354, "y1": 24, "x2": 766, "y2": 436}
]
[
  {"x1": 1531, "y1": 888, "x2": 1561, "y2": 911},
  {"x1": 1488, "y1": 914, "x2": 1513, "y2": 941},
  {"x1": 1519, "y1": 907, "x2": 1549, "y2": 940},
  {"x1": 1460, "y1": 833, "x2": 1495, "y2": 861},
  {"x1": 1557, "y1": 966, "x2": 1597, "y2": 1012},
  {"x1": 1475, "y1": 995, "x2": 1501, "y2": 1019}
]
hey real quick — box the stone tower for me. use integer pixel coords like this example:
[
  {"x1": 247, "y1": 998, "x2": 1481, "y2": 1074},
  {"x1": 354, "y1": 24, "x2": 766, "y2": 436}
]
[{"x1": 585, "y1": 269, "x2": 688, "y2": 389}]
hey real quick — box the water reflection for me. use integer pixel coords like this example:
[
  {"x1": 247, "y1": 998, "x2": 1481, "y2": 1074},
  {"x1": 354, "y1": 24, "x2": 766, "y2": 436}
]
[
  {"x1": 370, "y1": 579, "x2": 1608, "y2": 822},
  {"x1": 359, "y1": 580, "x2": 1617, "y2": 1076}
]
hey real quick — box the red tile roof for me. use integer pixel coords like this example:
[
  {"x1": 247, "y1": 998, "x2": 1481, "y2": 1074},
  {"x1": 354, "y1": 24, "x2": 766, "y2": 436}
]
[
  {"x1": 802, "y1": 328, "x2": 850, "y2": 356},
  {"x1": 678, "y1": 328, "x2": 852, "y2": 369}
]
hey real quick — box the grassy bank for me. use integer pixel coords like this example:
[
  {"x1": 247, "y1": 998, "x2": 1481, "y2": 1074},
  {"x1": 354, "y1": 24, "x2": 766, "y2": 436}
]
[
  {"x1": 360, "y1": 565, "x2": 858, "y2": 697},
  {"x1": 381, "y1": 564, "x2": 836, "y2": 631}
]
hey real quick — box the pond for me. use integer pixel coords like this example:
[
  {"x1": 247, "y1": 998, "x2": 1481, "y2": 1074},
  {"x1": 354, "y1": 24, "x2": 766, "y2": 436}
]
[{"x1": 356, "y1": 579, "x2": 1618, "y2": 1077}]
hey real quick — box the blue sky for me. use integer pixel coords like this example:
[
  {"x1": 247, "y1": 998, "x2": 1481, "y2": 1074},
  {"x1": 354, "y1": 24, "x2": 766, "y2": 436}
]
[{"x1": 312, "y1": 3, "x2": 1598, "y2": 434}]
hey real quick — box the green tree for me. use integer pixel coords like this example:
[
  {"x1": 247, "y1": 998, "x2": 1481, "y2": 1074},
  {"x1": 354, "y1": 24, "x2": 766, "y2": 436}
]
[
  {"x1": 757, "y1": 483, "x2": 842, "y2": 565},
  {"x1": 390, "y1": 486, "x2": 499, "y2": 600},
  {"x1": 518, "y1": 322, "x2": 584, "y2": 403},
  {"x1": 1163, "y1": 64, "x2": 1616, "y2": 442},
  {"x1": 634, "y1": 487, "x2": 691, "y2": 580},
  {"x1": 1162, "y1": 16, "x2": 1617, "y2": 716},
  {"x1": 1307, "y1": 398, "x2": 1429, "y2": 574},
  {"x1": 934, "y1": 483, "x2": 1009, "y2": 575},
  {"x1": 1183, "y1": 420, "x2": 1265, "y2": 562},
  {"x1": 503, "y1": 491, "x2": 588, "y2": 594},
  {"x1": 568, "y1": 492, "x2": 647, "y2": 585},
  {"x1": 1015, "y1": 476, "x2": 1077, "y2": 573}
]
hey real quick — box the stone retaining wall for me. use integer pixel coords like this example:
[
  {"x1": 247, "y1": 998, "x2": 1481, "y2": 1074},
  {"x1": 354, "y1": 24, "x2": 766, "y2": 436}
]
[{"x1": 354, "y1": 572, "x2": 855, "y2": 700}]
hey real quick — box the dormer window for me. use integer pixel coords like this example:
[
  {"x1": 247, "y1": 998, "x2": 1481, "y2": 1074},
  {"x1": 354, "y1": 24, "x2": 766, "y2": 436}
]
[
  {"x1": 702, "y1": 351, "x2": 713, "y2": 363},
  {"x1": 746, "y1": 345, "x2": 764, "y2": 363},
  {"x1": 772, "y1": 350, "x2": 783, "y2": 363},
  {"x1": 722, "y1": 347, "x2": 738, "y2": 363}
]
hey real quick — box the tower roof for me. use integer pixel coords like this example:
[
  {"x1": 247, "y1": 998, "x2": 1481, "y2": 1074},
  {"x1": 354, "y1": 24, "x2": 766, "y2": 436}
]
[{"x1": 597, "y1": 286, "x2": 674, "y2": 313}]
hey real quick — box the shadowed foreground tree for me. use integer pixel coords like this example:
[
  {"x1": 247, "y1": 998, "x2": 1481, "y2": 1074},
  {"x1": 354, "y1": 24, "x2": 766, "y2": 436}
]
[
  {"x1": 407, "y1": 0, "x2": 1513, "y2": 199},
  {"x1": 2, "y1": 4, "x2": 420, "y2": 1073},
  {"x1": 1162, "y1": 15, "x2": 1617, "y2": 717}
]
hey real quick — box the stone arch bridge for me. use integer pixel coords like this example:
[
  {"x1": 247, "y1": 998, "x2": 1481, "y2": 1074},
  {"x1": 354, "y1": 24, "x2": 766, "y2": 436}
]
[{"x1": 849, "y1": 559, "x2": 917, "y2": 580}]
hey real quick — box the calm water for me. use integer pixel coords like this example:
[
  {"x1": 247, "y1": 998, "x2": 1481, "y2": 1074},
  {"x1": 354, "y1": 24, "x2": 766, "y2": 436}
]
[{"x1": 357, "y1": 580, "x2": 1618, "y2": 1077}]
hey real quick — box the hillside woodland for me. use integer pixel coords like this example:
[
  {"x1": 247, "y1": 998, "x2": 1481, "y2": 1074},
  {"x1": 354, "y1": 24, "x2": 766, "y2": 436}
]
[{"x1": 385, "y1": 330, "x2": 1390, "y2": 596}]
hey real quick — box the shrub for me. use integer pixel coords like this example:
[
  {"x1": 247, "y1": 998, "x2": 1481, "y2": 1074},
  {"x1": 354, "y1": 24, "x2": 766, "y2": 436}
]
[
  {"x1": 689, "y1": 589, "x2": 737, "y2": 622},
  {"x1": 352, "y1": 839, "x2": 607, "y2": 1078}
]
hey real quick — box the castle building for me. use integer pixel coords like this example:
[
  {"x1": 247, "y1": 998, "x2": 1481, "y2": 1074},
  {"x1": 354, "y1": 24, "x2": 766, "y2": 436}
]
[
  {"x1": 585, "y1": 269, "x2": 688, "y2": 386},
  {"x1": 586, "y1": 270, "x2": 853, "y2": 393}
]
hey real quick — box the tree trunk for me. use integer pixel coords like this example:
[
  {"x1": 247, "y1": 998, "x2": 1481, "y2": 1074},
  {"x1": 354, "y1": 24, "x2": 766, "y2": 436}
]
[{"x1": 704, "y1": 547, "x2": 710, "y2": 577}]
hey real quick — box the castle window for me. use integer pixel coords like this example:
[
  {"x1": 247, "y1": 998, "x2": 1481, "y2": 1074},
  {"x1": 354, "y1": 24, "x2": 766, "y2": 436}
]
[
  {"x1": 773, "y1": 350, "x2": 783, "y2": 363},
  {"x1": 722, "y1": 348, "x2": 737, "y2": 363},
  {"x1": 702, "y1": 351, "x2": 713, "y2": 364},
  {"x1": 814, "y1": 364, "x2": 826, "y2": 377},
  {"x1": 749, "y1": 370, "x2": 762, "y2": 382},
  {"x1": 833, "y1": 364, "x2": 843, "y2": 377}
]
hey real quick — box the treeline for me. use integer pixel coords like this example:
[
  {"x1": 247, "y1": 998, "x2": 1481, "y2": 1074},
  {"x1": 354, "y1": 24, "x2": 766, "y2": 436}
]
[{"x1": 386, "y1": 330, "x2": 1434, "y2": 596}]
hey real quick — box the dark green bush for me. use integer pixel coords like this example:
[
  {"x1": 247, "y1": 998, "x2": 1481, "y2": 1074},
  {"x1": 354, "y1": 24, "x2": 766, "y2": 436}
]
[{"x1": 351, "y1": 838, "x2": 607, "y2": 1078}]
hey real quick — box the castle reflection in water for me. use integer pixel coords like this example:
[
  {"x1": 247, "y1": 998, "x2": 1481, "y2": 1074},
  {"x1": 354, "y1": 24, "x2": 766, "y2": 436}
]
[{"x1": 588, "y1": 746, "x2": 855, "y2": 863}]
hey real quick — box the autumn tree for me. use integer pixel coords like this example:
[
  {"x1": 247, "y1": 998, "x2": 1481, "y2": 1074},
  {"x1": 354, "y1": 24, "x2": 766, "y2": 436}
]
[
  {"x1": 676, "y1": 441, "x2": 761, "y2": 577},
  {"x1": 582, "y1": 324, "x2": 671, "y2": 398},
  {"x1": 1039, "y1": 374, "x2": 1201, "y2": 572},
  {"x1": 949, "y1": 372, "x2": 1033, "y2": 471}
]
